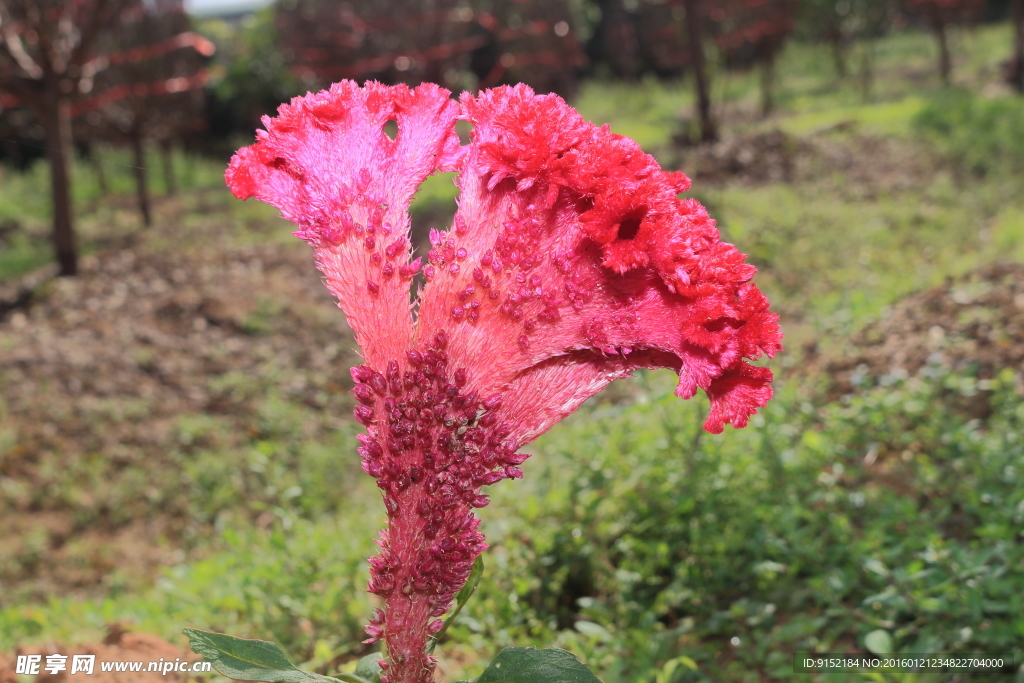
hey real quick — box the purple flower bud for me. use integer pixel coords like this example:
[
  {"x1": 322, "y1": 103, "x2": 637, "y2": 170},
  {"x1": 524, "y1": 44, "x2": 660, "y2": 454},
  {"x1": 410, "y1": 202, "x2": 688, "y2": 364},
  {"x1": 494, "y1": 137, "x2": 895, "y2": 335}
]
[{"x1": 354, "y1": 405, "x2": 376, "y2": 425}]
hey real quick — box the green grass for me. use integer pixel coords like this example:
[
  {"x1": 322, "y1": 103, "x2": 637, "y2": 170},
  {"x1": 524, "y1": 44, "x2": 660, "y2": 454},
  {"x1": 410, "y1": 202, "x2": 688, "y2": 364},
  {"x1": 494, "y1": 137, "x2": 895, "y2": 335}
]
[
  {"x1": 0, "y1": 146, "x2": 230, "y2": 283},
  {"x1": 0, "y1": 515, "x2": 379, "y2": 665},
  {"x1": 700, "y1": 168, "x2": 1023, "y2": 343},
  {"x1": 3, "y1": 368, "x2": 1021, "y2": 681},
  {"x1": 776, "y1": 96, "x2": 927, "y2": 137},
  {"x1": 573, "y1": 23, "x2": 1015, "y2": 147},
  {"x1": 914, "y1": 87, "x2": 1024, "y2": 176},
  {"x1": 461, "y1": 368, "x2": 1024, "y2": 682}
]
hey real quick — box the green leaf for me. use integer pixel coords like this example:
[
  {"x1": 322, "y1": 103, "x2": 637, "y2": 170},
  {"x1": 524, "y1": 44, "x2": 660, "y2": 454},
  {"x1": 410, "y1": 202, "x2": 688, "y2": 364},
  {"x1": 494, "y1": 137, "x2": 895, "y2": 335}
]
[
  {"x1": 428, "y1": 555, "x2": 484, "y2": 654},
  {"x1": 656, "y1": 655, "x2": 698, "y2": 683},
  {"x1": 183, "y1": 628, "x2": 358, "y2": 683},
  {"x1": 864, "y1": 629, "x2": 893, "y2": 655},
  {"x1": 473, "y1": 647, "x2": 603, "y2": 683},
  {"x1": 352, "y1": 654, "x2": 383, "y2": 683}
]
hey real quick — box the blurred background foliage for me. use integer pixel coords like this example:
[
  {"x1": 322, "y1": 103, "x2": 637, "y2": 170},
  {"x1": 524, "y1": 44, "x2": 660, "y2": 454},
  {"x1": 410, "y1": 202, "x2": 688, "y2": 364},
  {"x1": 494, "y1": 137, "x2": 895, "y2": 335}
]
[{"x1": 2, "y1": 0, "x2": 1024, "y2": 682}]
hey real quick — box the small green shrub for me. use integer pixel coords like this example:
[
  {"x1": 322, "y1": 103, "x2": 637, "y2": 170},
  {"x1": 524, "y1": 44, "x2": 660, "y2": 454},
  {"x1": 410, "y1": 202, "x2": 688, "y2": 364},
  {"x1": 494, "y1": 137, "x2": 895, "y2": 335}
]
[
  {"x1": 461, "y1": 368, "x2": 1024, "y2": 681},
  {"x1": 914, "y1": 88, "x2": 1024, "y2": 176}
]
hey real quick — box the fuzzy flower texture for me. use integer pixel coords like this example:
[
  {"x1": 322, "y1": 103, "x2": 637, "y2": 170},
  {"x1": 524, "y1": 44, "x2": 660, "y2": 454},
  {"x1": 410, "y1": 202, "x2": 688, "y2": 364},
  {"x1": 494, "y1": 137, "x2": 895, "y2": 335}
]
[{"x1": 227, "y1": 82, "x2": 781, "y2": 683}]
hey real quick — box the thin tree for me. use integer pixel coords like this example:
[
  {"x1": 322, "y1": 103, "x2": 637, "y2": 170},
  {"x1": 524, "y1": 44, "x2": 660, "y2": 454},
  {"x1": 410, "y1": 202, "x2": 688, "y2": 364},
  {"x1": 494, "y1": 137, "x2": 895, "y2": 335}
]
[
  {"x1": 72, "y1": 0, "x2": 212, "y2": 226},
  {"x1": 796, "y1": 0, "x2": 895, "y2": 93},
  {"x1": 683, "y1": 0, "x2": 717, "y2": 141},
  {"x1": 277, "y1": 0, "x2": 487, "y2": 90},
  {"x1": 0, "y1": 0, "x2": 127, "y2": 276},
  {"x1": 469, "y1": 0, "x2": 584, "y2": 97},
  {"x1": 275, "y1": 0, "x2": 583, "y2": 97},
  {"x1": 908, "y1": 0, "x2": 983, "y2": 86},
  {"x1": 712, "y1": 0, "x2": 799, "y2": 118},
  {"x1": 1008, "y1": 0, "x2": 1024, "y2": 91},
  {"x1": 799, "y1": 0, "x2": 854, "y2": 78}
]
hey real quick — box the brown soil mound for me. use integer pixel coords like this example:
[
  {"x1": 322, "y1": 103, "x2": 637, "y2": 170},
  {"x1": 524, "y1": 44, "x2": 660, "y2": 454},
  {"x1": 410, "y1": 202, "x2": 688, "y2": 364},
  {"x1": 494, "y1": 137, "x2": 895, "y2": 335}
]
[
  {"x1": 678, "y1": 129, "x2": 810, "y2": 184},
  {"x1": 821, "y1": 262, "x2": 1024, "y2": 400},
  {"x1": 673, "y1": 126, "x2": 936, "y2": 195},
  {"x1": 0, "y1": 627, "x2": 195, "y2": 683},
  {"x1": 0, "y1": 238, "x2": 358, "y2": 601}
]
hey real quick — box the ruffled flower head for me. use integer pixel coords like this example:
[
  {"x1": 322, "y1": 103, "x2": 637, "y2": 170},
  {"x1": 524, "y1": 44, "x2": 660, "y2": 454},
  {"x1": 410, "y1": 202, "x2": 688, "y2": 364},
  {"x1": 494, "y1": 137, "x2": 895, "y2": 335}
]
[{"x1": 227, "y1": 81, "x2": 781, "y2": 683}]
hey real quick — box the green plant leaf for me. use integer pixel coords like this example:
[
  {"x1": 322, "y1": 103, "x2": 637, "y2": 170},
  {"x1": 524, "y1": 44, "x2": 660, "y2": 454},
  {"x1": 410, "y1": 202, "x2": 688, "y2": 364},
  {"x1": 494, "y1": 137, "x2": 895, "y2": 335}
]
[
  {"x1": 183, "y1": 628, "x2": 360, "y2": 683},
  {"x1": 352, "y1": 654, "x2": 383, "y2": 683},
  {"x1": 864, "y1": 629, "x2": 893, "y2": 655},
  {"x1": 656, "y1": 655, "x2": 698, "y2": 683},
  {"x1": 472, "y1": 647, "x2": 603, "y2": 683},
  {"x1": 427, "y1": 555, "x2": 484, "y2": 654}
]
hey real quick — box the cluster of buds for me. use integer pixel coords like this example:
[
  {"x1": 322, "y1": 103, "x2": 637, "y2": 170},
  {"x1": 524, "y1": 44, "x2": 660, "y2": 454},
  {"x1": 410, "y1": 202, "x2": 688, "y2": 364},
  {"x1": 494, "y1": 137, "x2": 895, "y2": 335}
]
[{"x1": 227, "y1": 81, "x2": 781, "y2": 683}]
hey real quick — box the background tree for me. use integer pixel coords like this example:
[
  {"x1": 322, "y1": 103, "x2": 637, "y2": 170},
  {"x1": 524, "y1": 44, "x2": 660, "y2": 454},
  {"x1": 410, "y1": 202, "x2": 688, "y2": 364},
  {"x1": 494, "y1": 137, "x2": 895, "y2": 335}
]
[
  {"x1": 0, "y1": 0, "x2": 128, "y2": 276},
  {"x1": 711, "y1": 0, "x2": 800, "y2": 117},
  {"x1": 274, "y1": 0, "x2": 583, "y2": 97},
  {"x1": 683, "y1": 0, "x2": 717, "y2": 141},
  {"x1": 586, "y1": 0, "x2": 688, "y2": 80},
  {"x1": 907, "y1": 0, "x2": 985, "y2": 85},
  {"x1": 275, "y1": 0, "x2": 489, "y2": 91},
  {"x1": 1008, "y1": 0, "x2": 1024, "y2": 90},
  {"x1": 469, "y1": 0, "x2": 585, "y2": 96},
  {"x1": 0, "y1": 92, "x2": 43, "y2": 169},
  {"x1": 796, "y1": 0, "x2": 895, "y2": 99},
  {"x1": 200, "y1": 6, "x2": 303, "y2": 156},
  {"x1": 798, "y1": 0, "x2": 859, "y2": 77},
  {"x1": 72, "y1": 0, "x2": 213, "y2": 226}
]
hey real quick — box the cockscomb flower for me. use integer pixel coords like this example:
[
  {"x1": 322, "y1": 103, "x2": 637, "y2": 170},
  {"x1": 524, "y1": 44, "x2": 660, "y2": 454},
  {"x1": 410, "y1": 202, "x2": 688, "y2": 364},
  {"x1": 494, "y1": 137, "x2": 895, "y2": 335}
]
[{"x1": 227, "y1": 81, "x2": 781, "y2": 683}]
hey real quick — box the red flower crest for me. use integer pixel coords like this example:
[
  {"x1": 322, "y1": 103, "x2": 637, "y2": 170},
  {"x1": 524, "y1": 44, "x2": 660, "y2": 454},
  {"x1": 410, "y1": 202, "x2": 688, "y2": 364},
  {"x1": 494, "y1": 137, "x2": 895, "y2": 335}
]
[{"x1": 227, "y1": 81, "x2": 781, "y2": 683}]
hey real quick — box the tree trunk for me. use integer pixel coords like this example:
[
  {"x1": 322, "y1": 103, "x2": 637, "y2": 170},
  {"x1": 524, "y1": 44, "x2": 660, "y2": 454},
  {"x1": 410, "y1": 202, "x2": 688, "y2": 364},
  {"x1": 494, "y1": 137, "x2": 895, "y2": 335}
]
[
  {"x1": 40, "y1": 86, "x2": 78, "y2": 277},
  {"x1": 87, "y1": 143, "x2": 109, "y2": 197},
  {"x1": 859, "y1": 40, "x2": 874, "y2": 103},
  {"x1": 594, "y1": 0, "x2": 642, "y2": 79},
  {"x1": 760, "y1": 54, "x2": 776, "y2": 118},
  {"x1": 159, "y1": 139, "x2": 177, "y2": 196},
  {"x1": 829, "y1": 29, "x2": 847, "y2": 79},
  {"x1": 683, "y1": 0, "x2": 717, "y2": 142},
  {"x1": 1009, "y1": 0, "x2": 1024, "y2": 92},
  {"x1": 130, "y1": 129, "x2": 152, "y2": 227},
  {"x1": 932, "y1": 13, "x2": 952, "y2": 85}
]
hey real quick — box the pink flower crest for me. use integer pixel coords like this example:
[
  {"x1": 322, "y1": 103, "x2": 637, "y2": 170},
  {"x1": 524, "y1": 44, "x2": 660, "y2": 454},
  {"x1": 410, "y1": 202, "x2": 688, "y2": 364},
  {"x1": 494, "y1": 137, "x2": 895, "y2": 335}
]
[{"x1": 227, "y1": 81, "x2": 781, "y2": 683}]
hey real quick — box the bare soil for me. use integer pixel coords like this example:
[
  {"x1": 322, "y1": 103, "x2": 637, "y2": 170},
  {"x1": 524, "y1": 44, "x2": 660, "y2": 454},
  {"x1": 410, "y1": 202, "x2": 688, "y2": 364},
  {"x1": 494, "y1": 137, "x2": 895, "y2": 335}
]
[
  {"x1": 817, "y1": 261, "x2": 1024, "y2": 405},
  {"x1": 0, "y1": 196, "x2": 359, "y2": 603},
  {"x1": 671, "y1": 126, "x2": 939, "y2": 195},
  {"x1": 0, "y1": 626, "x2": 196, "y2": 683}
]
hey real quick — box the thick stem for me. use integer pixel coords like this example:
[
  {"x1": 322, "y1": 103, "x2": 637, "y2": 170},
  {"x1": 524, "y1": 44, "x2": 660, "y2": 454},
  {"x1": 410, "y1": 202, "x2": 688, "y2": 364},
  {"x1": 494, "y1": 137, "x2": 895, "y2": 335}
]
[
  {"x1": 682, "y1": 0, "x2": 717, "y2": 142},
  {"x1": 40, "y1": 84, "x2": 78, "y2": 277},
  {"x1": 354, "y1": 342, "x2": 508, "y2": 683},
  {"x1": 379, "y1": 488, "x2": 476, "y2": 683},
  {"x1": 350, "y1": 332, "x2": 529, "y2": 683}
]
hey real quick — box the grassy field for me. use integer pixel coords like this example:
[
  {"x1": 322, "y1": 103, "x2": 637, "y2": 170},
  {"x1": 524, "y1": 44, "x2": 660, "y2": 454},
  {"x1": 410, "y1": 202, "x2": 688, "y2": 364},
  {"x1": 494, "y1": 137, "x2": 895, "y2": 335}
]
[{"x1": 2, "y1": 22, "x2": 1024, "y2": 683}]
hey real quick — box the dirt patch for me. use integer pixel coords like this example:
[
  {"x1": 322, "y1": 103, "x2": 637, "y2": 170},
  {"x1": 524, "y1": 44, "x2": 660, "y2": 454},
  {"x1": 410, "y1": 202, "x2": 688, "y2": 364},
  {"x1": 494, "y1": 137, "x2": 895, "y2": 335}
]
[
  {"x1": 817, "y1": 261, "x2": 1024, "y2": 404},
  {"x1": 0, "y1": 233, "x2": 359, "y2": 602},
  {"x1": 674, "y1": 129, "x2": 810, "y2": 184},
  {"x1": 671, "y1": 126, "x2": 938, "y2": 195},
  {"x1": 0, "y1": 627, "x2": 196, "y2": 683}
]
